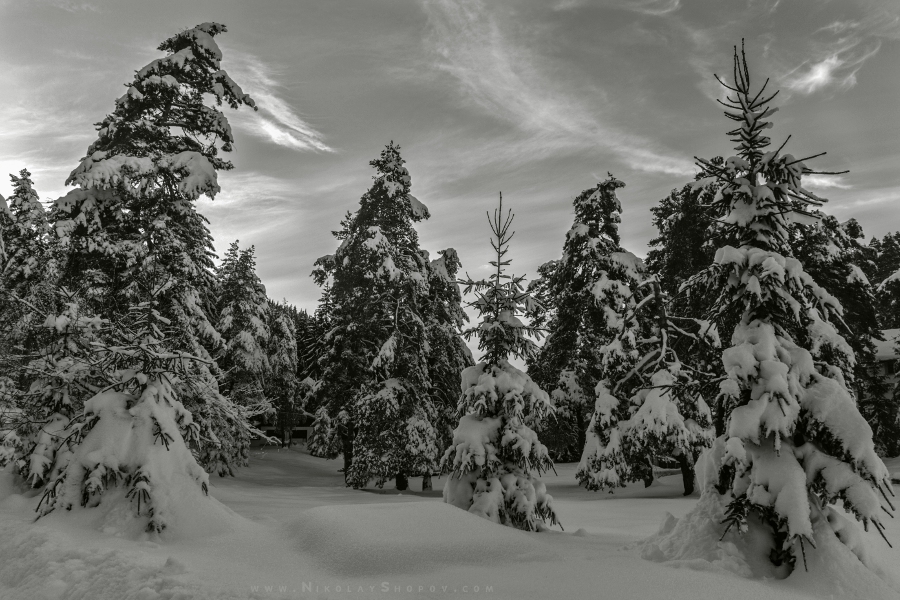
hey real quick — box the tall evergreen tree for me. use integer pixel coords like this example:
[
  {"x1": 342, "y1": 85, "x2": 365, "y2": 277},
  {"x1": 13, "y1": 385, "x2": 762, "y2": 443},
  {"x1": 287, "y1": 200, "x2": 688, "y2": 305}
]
[
  {"x1": 526, "y1": 176, "x2": 633, "y2": 461},
  {"x1": 442, "y1": 195, "x2": 559, "y2": 531},
  {"x1": 791, "y1": 215, "x2": 898, "y2": 455},
  {"x1": 0, "y1": 170, "x2": 57, "y2": 383},
  {"x1": 310, "y1": 143, "x2": 439, "y2": 489},
  {"x1": 48, "y1": 23, "x2": 258, "y2": 476},
  {"x1": 266, "y1": 300, "x2": 302, "y2": 447},
  {"x1": 422, "y1": 247, "x2": 474, "y2": 483},
  {"x1": 681, "y1": 45, "x2": 892, "y2": 571},
  {"x1": 216, "y1": 242, "x2": 270, "y2": 410}
]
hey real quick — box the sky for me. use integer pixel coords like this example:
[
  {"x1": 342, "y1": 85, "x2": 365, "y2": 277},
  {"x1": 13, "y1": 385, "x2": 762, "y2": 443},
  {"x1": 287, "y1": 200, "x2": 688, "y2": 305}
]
[{"x1": 1, "y1": 0, "x2": 899, "y2": 315}]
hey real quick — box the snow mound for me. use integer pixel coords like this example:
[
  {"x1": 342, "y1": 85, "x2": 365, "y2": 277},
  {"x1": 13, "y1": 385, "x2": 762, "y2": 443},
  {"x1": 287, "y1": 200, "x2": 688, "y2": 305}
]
[
  {"x1": 638, "y1": 492, "x2": 769, "y2": 579},
  {"x1": 639, "y1": 493, "x2": 900, "y2": 598},
  {"x1": 290, "y1": 501, "x2": 548, "y2": 575}
]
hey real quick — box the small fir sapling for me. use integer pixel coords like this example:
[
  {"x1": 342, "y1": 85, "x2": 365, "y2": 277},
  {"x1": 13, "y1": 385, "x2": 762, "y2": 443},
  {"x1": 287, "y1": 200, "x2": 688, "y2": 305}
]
[
  {"x1": 681, "y1": 43, "x2": 894, "y2": 571},
  {"x1": 441, "y1": 194, "x2": 560, "y2": 531}
]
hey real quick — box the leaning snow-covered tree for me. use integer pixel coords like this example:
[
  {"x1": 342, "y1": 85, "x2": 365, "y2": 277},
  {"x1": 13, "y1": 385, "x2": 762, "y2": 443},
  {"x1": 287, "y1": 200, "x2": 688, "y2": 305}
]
[
  {"x1": 310, "y1": 143, "x2": 440, "y2": 489},
  {"x1": 48, "y1": 22, "x2": 259, "y2": 477},
  {"x1": 678, "y1": 44, "x2": 894, "y2": 572},
  {"x1": 576, "y1": 273, "x2": 719, "y2": 496},
  {"x1": 442, "y1": 195, "x2": 560, "y2": 531}
]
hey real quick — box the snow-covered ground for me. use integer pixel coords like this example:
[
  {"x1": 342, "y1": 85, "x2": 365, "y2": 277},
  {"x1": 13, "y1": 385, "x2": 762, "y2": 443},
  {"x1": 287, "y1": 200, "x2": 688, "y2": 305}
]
[{"x1": 2, "y1": 447, "x2": 899, "y2": 600}]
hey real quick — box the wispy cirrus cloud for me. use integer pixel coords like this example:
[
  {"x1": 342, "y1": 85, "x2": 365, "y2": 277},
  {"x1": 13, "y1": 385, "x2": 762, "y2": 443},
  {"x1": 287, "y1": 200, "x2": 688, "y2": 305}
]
[
  {"x1": 783, "y1": 39, "x2": 881, "y2": 95},
  {"x1": 780, "y1": 9, "x2": 899, "y2": 95},
  {"x1": 552, "y1": 0, "x2": 681, "y2": 15},
  {"x1": 803, "y1": 174, "x2": 851, "y2": 190},
  {"x1": 227, "y1": 53, "x2": 334, "y2": 153},
  {"x1": 420, "y1": 0, "x2": 694, "y2": 176}
]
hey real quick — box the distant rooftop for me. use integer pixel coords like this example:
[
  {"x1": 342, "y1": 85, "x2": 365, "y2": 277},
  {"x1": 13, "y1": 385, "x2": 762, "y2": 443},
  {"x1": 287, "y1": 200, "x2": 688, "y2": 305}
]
[{"x1": 874, "y1": 329, "x2": 900, "y2": 362}]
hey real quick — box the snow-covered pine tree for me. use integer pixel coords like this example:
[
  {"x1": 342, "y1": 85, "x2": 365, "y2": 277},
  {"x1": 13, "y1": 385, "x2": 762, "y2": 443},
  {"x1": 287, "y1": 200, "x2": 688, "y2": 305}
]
[
  {"x1": 0, "y1": 170, "x2": 57, "y2": 365},
  {"x1": 0, "y1": 289, "x2": 105, "y2": 488},
  {"x1": 645, "y1": 165, "x2": 720, "y2": 301},
  {"x1": 526, "y1": 175, "x2": 638, "y2": 461},
  {"x1": 791, "y1": 215, "x2": 897, "y2": 455},
  {"x1": 576, "y1": 273, "x2": 719, "y2": 495},
  {"x1": 216, "y1": 242, "x2": 270, "y2": 411},
  {"x1": 423, "y1": 247, "x2": 474, "y2": 488},
  {"x1": 49, "y1": 23, "x2": 258, "y2": 477},
  {"x1": 684, "y1": 44, "x2": 893, "y2": 571},
  {"x1": 266, "y1": 300, "x2": 301, "y2": 447},
  {"x1": 442, "y1": 194, "x2": 559, "y2": 531},
  {"x1": 311, "y1": 143, "x2": 439, "y2": 489},
  {"x1": 36, "y1": 291, "x2": 211, "y2": 534},
  {"x1": 1, "y1": 169, "x2": 54, "y2": 298}
]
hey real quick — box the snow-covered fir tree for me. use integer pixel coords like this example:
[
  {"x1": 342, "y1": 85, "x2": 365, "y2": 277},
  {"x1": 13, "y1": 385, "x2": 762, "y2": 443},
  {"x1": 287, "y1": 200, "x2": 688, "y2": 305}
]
[
  {"x1": 527, "y1": 175, "x2": 639, "y2": 461},
  {"x1": 683, "y1": 45, "x2": 893, "y2": 571},
  {"x1": 423, "y1": 248, "x2": 474, "y2": 489},
  {"x1": 442, "y1": 195, "x2": 559, "y2": 531},
  {"x1": 0, "y1": 169, "x2": 54, "y2": 299},
  {"x1": 35, "y1": 293, "x2": 212, "y2": 534},
  {"x1": 576, "y1": 273, "x2": 719, "y2": 495},
  {"x1": 0, "y1": 170, "x2": 58, "y2": 391},
  {"x1": 216, "y1": 242, "x2": 270, "y2": 411},
  {"x1": 0, "y1": 289, "x2": 105, "y2": 488},
  {"x1": 310, "y1": 143, "x2": 440, "y2": 489},
  {"x1": 791, "y1": 215, "x2": 897, "y2": 455},
  {"x1": 48, "y1": 22, "x2": 259, "y2": 477},
  {"x1": 266, "y1": 300, "x2": 302, "y2": 447}
]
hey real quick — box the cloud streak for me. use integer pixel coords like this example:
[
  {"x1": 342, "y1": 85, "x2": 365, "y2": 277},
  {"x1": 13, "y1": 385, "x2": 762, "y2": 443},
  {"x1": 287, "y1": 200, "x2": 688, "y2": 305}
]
[
  {"x1": 228, "y1": 52, "x2": 334, "y2": 153},
  {"x1": 420, "y1": 0, "x2": 694, "y2": 176},
  {"x1": 783, "y1": 39, "x2": 881, "y2": 95}
]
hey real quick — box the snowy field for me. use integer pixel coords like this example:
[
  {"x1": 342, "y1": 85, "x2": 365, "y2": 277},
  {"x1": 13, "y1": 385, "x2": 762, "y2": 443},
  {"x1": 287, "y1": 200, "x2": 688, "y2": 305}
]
[{"x1": 1, "y1": 448, "x2": 899, "y2": 600}]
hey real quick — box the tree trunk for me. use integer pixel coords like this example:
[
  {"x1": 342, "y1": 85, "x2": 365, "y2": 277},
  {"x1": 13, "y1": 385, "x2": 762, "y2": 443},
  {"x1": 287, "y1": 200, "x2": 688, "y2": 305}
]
[
  {"x1": 396, "y1": 472, "x2": 408, "y2": 491},
  {"x1": 714, "y1": 396, "x2": 726, "y2": 437},
  {"x1": 643, "y1": 457, "x2": 654, "y2": 488},
  {"x1": 422, "y1": 473, "x2": 432, "y2": 491},
  {"x1": 341, "y1": 425, "x2": 354, "y2": 484},
  {"x1": 677, "y1": 451, "x2": 694, "y2": 495}
]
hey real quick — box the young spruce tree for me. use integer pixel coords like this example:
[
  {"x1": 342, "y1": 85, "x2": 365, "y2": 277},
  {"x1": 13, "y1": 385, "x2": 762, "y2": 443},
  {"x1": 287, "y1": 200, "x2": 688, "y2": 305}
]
[
  {"x1": 442, "y1": 195, "x2": 559, "y2": 531},
  {"x1": 681, "y1": 45, "x2": 893, "y2": 571}
]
